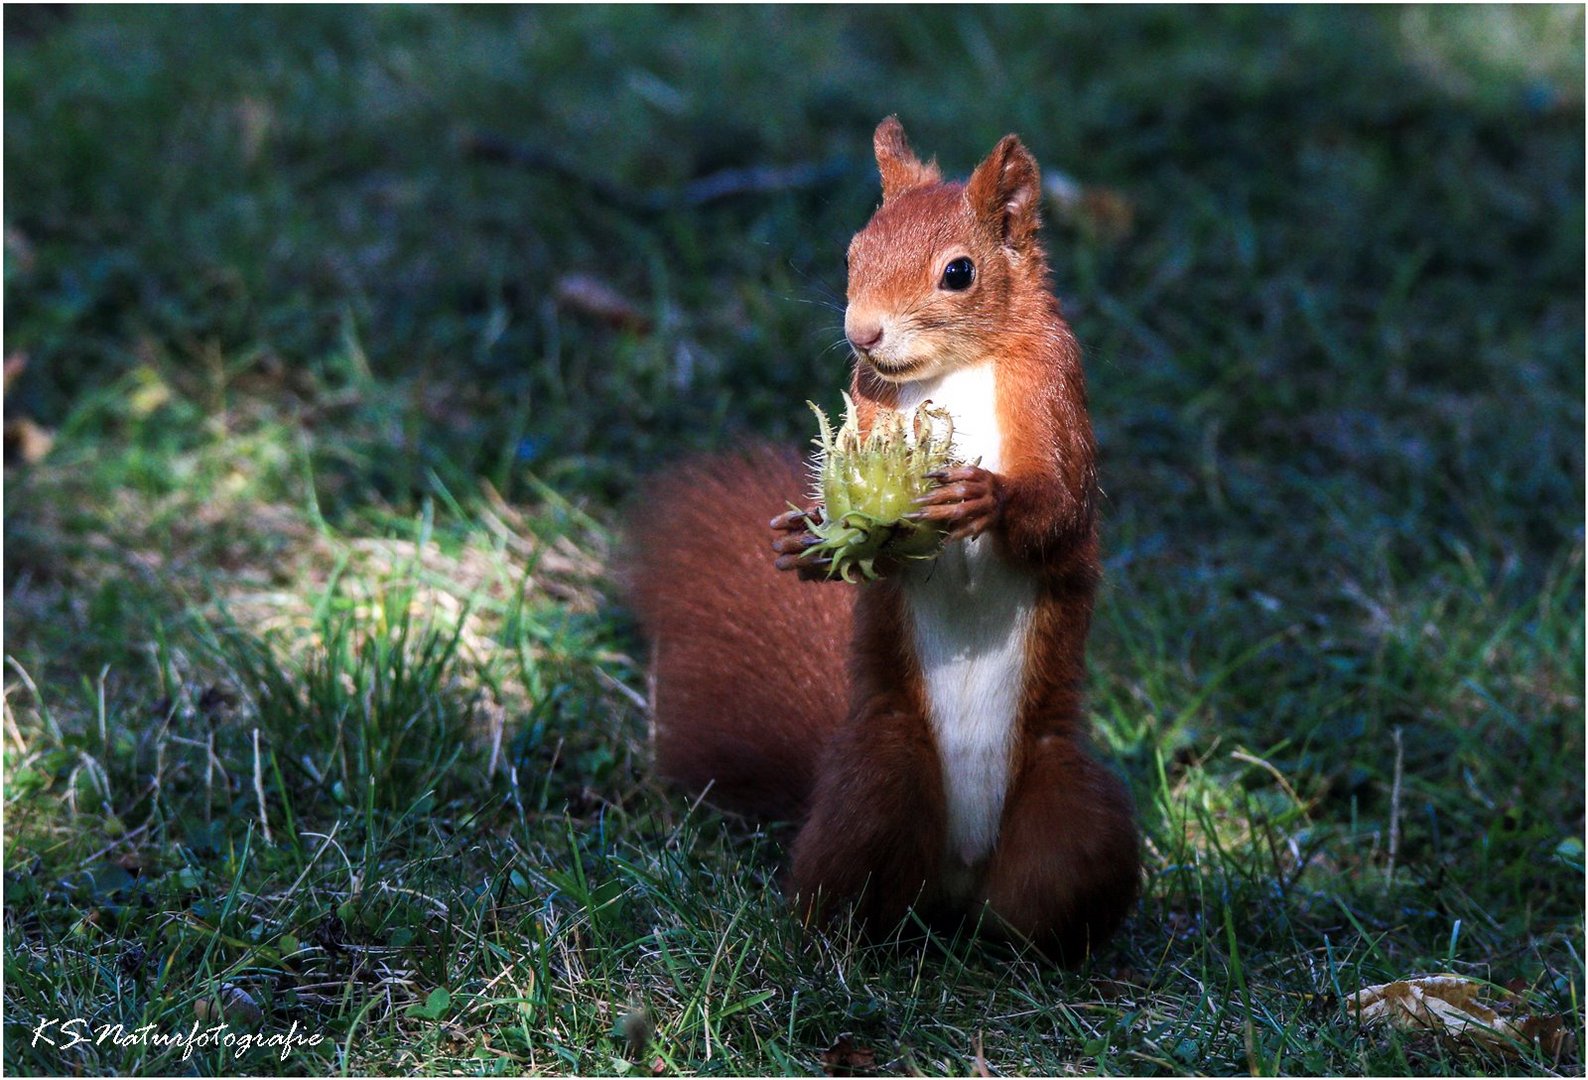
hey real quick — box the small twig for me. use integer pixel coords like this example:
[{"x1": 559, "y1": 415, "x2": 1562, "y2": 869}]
[
  {"x1": 1229, "y1": 749, "x2": 1304, "y2": 808},
  {"x1": 972, "y1": 1031, "x2": 992, "y2": 1078},
  {"x1": 204, "y1": 727, "x2": 217, "y2": 823},
  {"x1": 486, "y1": 714, "x2": 505, "y2": 785},
  {"x1": 77, "y1": 821, "x2": 152, "y2": 869},
  {"x1": 646, "y1": 641, "x2": 659, "y2": 721},
  {"x1": 596, "y1": 666, "x2": 648, "y2": 712},
  {"x1": 460, "y1": 128, "x2": 854, "y2": 213},
  {"x1": 465, "y1": 960, "x2": 524, "y2": 1011},
  {"x1": 300, "y1": 828, "x2": 358, "y2": 897},
  {"x1": 283, "y1": 822, "x2": 341, "y2": 899},
  {"x1": 376, "y1": 881, "x2": 451, "y2": 920},
  {"x1": 1386, "y1": 726, "x2": 1404, "y2": 888},
  {"x1": 253, "y1": 728, "x2": 274, "y2": 845},
  {"x1": 673, "y1": 158, "x2": 852, "y2": 207}
]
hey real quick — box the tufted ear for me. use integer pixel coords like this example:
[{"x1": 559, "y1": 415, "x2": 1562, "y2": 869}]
[
  {"x1": 965, "y1": 133, "x2": 1042, "y2": 249},
  {"x1": 873, "y1": 116, "x2": 941, "y2": 202}
]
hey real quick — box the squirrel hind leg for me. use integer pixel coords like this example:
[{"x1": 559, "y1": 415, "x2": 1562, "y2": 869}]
[
  {"x1": 977, "y1": 736, "x2": 1141, "y2": 964},
  {"x1": 789, "y1": 698, "x2": 949, "y2": 928},
  {"x1": 620, "y1": 443, "x2": 854, "y2": 821}
]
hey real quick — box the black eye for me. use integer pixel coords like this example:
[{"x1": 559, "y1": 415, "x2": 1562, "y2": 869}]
[{"x1": 939, "y1": 257, "x2": 975, "y2": 291}]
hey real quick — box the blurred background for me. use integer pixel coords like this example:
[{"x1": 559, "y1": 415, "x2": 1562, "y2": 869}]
[
  {"x1": 3, "y1": 7, "x2": 1583, "y2": 1075},
  {"x1": 7, "y1": 7, "x2": 1582, "y2": 506}
]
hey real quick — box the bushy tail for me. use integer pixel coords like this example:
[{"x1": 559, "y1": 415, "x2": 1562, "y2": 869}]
[{"x1": 620, "y1": 444, "x2": 853, "y2": 821}]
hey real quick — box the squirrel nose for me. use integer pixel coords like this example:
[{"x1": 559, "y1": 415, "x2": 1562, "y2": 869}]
[{"x1": 846, "y1": 322, "x2": 883, "y2": 352}]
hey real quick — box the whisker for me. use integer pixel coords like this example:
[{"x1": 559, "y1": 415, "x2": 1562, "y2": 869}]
[
  {"x1": 782, "y1": 256, "x2": 847, "y2": 309},
  {"x1": 780, "y1": 293, "x2": 846, "y2": 314}
]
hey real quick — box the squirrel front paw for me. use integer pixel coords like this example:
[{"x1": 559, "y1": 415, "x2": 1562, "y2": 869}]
[
  {"x1": 770, "y1": 507, "x2": 834, "y2": 580},
  {"x1": 910, "y1": 465, "x2": 1004, "y2": 541}
]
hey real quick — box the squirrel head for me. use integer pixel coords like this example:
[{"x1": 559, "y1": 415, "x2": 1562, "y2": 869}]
[{"x1": 844, "y1": 117, "x2": 1049, "y2": 385}]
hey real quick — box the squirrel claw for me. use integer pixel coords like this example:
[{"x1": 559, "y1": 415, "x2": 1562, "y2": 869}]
[{"x1": 772, "y1": 506, "x2": 823, "y2": 531}]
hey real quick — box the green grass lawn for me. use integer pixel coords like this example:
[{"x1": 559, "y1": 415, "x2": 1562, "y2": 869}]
[{"x1": 3, "y1": 6, "x2": 1583, "y2": 1075}]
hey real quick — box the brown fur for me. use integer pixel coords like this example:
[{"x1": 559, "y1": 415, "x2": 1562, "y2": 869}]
[
  {"x1": 622, "y1": 445, "x2": 853, "y2": 820},
  {"x1": 788, "y1": 584, "x2": 950, "y2": 925},
  {"x1": 626, "y1": 119, "x2": 1140, "y2": 962},
  {"x1": 979, "y1": 733, "x2": 1141, "y2": 960}
]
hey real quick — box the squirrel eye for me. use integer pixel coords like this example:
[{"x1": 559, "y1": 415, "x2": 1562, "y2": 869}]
[{"x1": 939, "y1": 257, "x2": 975, "y2": 291}]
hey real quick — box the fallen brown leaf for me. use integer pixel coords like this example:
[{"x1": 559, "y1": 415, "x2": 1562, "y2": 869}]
[
  {"x1": 821, "y1": 1034, "x2": 878, "y2": 1076},
  {"x1": 1348, "y1": 974, "x2": 1520, "y2": 1046},
  {"x1": 195, "y1": 983, "x2": 263, "y2": 1029},
  {"x1": 1043, "y1": 171, "x2": 1135, "y2": 242},
  {"x1": 3, "y1": 351, "x2": 26, "y2": 391},
  {"x1": 554, "y1": 274, "x2": 652, "y2": 333},
  {"x1": 1515, "y1": 1013, "x2": 1574, "y2": 1064},
  {"x1": 4, "y1": 418, "x2": 54, "y2": 464}
]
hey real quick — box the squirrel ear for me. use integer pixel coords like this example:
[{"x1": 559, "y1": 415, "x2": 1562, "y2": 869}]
[
  {"x1": 874, "y1": 116, "x2": 941, "y2": 202},
  {"x1": 966, "y1": 134, "x2": 1042, "y2": 248}
]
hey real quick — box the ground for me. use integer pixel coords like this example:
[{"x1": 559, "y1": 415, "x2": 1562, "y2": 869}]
[{"x1": 3, "y1": 6, "x2": 1583, "y2": 1076}]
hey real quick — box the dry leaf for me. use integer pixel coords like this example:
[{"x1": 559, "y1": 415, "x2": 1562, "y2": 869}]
[
  {"x1": 195, "y1": 983, "x2": 263, "y2": 1028},
  {"x1": 971, "y1": 1030, "x2": 992, "y2": 1077},
  {"x1": 4, "y1": 351, "x2": 27, "y2": 391},
  {"x1": 821, "y1": 1034, "x2": 878, "y2": 1076},
  {"x1": 1042, "y1": 171, "x2": 1134, "y2": 241},
  {"x1": 1348, "y1": 974, "x2": 1520, "y2": 1045},
  {"x1": 1076, "y1": 188, "x2": 1135, "y2": 241},
  {"x1": 554, "y1": 274, "x2": 652, "y2": 333},
  {"x1": 1516, "y1": 1013, "x2": 1571, "y2": 1061},
  {"x1": 4, "y1": 418, "x2": 54, "y2": 463}
]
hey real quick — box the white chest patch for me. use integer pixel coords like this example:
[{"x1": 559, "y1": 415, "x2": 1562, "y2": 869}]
[{"x1": 895, "y1": 363, "x2": 1038, "y2": 870}]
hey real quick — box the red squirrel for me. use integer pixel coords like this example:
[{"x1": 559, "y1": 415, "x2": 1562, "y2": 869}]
[{"x1": 626, "y1": 118, "x2": 1139, "y2": 961}]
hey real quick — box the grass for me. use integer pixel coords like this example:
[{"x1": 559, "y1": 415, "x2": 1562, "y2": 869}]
[{"x1": 3, "y1": 6, "x2": 1583, "y2": 1076}]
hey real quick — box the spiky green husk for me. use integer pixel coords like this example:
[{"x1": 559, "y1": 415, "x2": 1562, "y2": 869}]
[{"x1": 797, "y1": 392, "x2": 958, "y2": 582}]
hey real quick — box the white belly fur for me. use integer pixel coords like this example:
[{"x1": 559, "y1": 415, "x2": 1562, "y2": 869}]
[{"x1": 895, "y1": 363, "x2": 1038, "y2": 869}]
